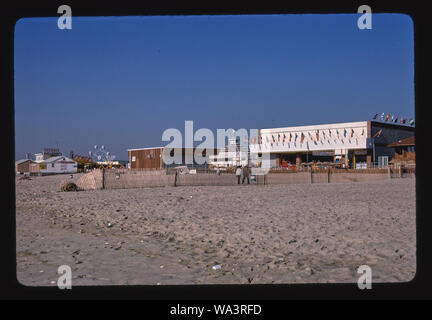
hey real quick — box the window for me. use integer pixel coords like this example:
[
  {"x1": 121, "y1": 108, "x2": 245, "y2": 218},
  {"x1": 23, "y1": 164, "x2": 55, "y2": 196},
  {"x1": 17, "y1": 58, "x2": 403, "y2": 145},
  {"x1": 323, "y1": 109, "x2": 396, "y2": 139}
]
[{"x1": 378, "y1": 156, "x2": 388, "y2": 168}]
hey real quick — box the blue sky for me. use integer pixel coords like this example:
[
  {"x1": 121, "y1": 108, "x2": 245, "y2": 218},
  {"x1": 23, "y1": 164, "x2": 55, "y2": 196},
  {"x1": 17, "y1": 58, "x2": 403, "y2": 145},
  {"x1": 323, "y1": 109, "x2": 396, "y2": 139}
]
[{"x1": 14, "y1": 14, "x2": 414, "y2": 160}]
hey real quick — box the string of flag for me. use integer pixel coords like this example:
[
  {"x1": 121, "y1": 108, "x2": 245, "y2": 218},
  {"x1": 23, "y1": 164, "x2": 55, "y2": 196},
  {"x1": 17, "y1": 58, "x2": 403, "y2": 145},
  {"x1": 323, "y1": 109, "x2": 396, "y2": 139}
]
[
  {"x1": 372, "y1": 113, "x2": 414, "y2": 126},
  {"x1": 255, "y1": 127, "x2": 367, "y2": 149}
]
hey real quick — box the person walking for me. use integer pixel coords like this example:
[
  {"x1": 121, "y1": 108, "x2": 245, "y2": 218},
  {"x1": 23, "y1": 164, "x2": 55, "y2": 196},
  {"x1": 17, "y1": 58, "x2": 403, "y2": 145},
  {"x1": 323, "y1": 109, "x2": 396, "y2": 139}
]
[
  {"x1": 242, "y1": 164, "x2": 250, "y2": 184},
  {"x1": 235, "y1": 165, "x2": 242, "y2": 184}
]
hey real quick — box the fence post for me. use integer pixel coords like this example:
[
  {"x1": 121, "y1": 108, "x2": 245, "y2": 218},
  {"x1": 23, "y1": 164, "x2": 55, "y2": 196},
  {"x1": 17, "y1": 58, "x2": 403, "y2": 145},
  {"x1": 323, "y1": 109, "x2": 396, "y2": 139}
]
[
  {"x1": 387, "y1": 167, "x2": 391, "y2": 179},
  {"x1": 102, "y1": 168, "x2": 105, "y2": 189},
  {"x1": 310, "y1": 167, "x2": 313, "y2": 184},
  {"x1": 174, "y1": 171, "x2": 178, "y2": 187},
  {"x1": 327, "y1": 167, "x2": 330, "y2": 183}
]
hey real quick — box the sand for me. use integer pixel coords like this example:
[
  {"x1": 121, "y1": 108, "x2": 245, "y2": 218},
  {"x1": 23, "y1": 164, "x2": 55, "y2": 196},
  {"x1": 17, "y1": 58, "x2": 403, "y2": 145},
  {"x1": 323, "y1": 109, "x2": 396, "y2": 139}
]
[{"x1": 15, "y1": 173, "x2": 416, "y2": 286}]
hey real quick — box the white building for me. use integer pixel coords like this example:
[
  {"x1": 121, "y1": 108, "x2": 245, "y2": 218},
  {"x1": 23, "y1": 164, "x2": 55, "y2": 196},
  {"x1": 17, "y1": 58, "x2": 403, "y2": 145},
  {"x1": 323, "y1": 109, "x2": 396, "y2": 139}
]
[
  {"x1": 249, "y1": 120, "x2": 415, "y2": 169},
  {"x1": 209, "y1": 137, "x2": 249, "y2": 168},
  {"x1": 34, "y1": 156, "x2": 78, "y2": 174}
]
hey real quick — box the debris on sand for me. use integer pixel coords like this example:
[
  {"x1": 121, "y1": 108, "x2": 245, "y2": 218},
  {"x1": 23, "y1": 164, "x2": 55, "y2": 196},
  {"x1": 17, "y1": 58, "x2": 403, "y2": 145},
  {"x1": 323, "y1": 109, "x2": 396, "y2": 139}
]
[{"x1": 61, "y1": 181, "x2": 78, "y2": 192}]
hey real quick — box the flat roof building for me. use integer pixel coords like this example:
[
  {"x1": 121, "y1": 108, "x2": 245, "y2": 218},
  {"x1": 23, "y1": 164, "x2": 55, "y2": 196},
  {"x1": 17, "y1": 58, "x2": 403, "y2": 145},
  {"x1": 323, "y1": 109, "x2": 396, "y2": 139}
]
[
  {"x1": 250, "y1": 120, "x2": 415, "y2": 168},
  {"x1": 128, "y1": 147, "x2": 216, "y2": 169}
]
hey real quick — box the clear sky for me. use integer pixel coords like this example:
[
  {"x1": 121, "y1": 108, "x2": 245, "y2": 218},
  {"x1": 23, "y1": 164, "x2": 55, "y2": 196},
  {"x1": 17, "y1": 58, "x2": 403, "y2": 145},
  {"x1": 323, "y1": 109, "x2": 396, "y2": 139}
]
[{"x1": 14, "y1": 14, "x2": 414, "y2": 160}]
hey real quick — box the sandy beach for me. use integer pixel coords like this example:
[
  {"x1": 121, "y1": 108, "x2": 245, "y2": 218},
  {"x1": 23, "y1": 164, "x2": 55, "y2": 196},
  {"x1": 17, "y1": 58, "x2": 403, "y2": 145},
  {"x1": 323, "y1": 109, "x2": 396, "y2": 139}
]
[{"x1": 15, "y1": 174, "x2": 416, "y2": 286}]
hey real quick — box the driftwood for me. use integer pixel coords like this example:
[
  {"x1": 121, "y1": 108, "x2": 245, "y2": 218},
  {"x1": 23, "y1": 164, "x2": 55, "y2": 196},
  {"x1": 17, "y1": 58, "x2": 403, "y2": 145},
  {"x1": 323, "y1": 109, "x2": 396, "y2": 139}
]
[{"x1": 60, "y1": 181, "x2": 78, "y2": 192}]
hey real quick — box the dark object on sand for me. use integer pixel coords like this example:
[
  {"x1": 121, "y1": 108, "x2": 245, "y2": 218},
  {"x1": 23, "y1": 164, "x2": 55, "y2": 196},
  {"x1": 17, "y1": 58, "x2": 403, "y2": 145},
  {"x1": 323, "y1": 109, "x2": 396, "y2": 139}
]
[{"x1": 61, "y1": 181, "x2": 78, "y2": 192}]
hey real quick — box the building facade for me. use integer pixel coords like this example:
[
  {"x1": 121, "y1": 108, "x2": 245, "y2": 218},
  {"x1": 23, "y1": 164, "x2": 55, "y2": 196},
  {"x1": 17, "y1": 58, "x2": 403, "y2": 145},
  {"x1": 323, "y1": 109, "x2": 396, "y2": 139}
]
[
  {"x1": 128, "y1": 147, "x2": 216, "y2": 169},
  {"x1": 34, "y1": 156, "x2": 78, "y2": 174},
  {"x1": 387, "y1": 135, "x2": 415, "y2": 169},
  {"x1": 208, "y1": 137, "x2": 249, "y2": 168},
  {"x1": 249, "y1": 120, "x2": 414, "y2": 169},
  {"x1": 15, "y1": 159, "x2": 35, "y2": 174}
]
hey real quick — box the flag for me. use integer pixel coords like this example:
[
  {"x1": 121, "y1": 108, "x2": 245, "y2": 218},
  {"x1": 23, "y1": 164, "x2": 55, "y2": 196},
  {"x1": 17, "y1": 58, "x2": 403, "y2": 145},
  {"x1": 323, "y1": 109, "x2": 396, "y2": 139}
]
[
  {"x1": 385, "y1": 114, "x2": 390, "y2": 122},
  {"x1": 316, "y1": 130, "x2": 319, "y2": 140},
  {"x1": 336, "y1": 129, "x2": 339, "y2": 136},
  {"x1": 329, "y1": 129, "x2": 332, "y2": 137},
  {"x1": 300, "y1": 133, "x2": 305, "y2": 143},
  {"x1": 373, "y1": 129, "x2": 383, "y2": 138},
  {"x1": 278, "y1": 133, "x2": 280, "y2": 141},
  {"x1": 380, "y1": 113, "x2": 385, "y2": 120},
  {"x1": 394, "y1": 116, "x2": 398, "y2": 123},
  {"x1": 361, "y1": 128, "x2": 364, "y2": 136},
  {"x1": 323, "y1": 131, "x2": 326, "y2": 138},
  {"x1": 272, "y1": 135, "x2": 275, "y2": 142},
  {"x1": 351, "y1": 128, "x2": 354, "y2": 138},
  {"x1": 372, "y1": 113, "x2": 379, "y2": 120},
  {"x1": 289, "y1": 133, "x2": 292, "y2": 142},
  {"x1": 391, "y1": 115, "x2": 394, "y2": 122},
  {"x1": 409, "y1": 119, "x2": 415, "y2": 126},
  {"x1": 295, "y1": 133, "x2": 298, "y2": 141},
  {"x1": 308, "y1": 132, "x2": 313, "y2": 141},
  {"x1": 343, "y1": 129, "x2": 347, "y2": 137}
]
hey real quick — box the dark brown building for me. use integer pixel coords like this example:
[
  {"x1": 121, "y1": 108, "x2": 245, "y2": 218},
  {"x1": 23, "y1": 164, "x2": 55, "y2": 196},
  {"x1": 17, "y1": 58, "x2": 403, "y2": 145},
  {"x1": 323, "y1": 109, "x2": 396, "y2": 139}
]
[{"x1": 128, "y1": 147, "x2": 216, "y2": 169}]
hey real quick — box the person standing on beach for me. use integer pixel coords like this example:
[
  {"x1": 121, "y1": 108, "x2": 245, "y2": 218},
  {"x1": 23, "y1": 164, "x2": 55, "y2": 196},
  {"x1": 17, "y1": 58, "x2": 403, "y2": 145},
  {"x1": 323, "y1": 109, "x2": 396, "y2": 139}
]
[
  {"x1": 235, "y1": 165, "x2": 242, "y2": 184},
  {"x1": 242, "y1": 165, "x2": 250, "y2": 184}
]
